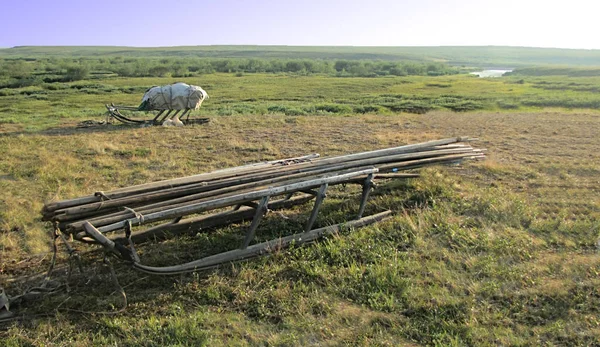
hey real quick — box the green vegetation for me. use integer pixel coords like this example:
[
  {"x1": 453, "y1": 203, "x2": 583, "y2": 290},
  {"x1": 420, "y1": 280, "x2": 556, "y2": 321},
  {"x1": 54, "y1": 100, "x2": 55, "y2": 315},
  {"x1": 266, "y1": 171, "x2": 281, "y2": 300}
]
[
  {"x1": 508, "y1": 66, "x2": 600, "y2": 77},
  {"x1": 1, "y1": 49, "x2": 600, "y2": 345},
  {"x1": 2, "y1": 53, "x2": 600, "y2": 133},
  {"x1": 3, "y1": 68, "x2": 600, "y2": 133},
  {"x1": 0, "y1": 56, "x2": 459, "y2": 87},
  {"x1": 1, "y1": 110, "x2": 599, "y2": 345},
  {"x1": 3, "y1": 45, "x2": 600, "y2": 67}
]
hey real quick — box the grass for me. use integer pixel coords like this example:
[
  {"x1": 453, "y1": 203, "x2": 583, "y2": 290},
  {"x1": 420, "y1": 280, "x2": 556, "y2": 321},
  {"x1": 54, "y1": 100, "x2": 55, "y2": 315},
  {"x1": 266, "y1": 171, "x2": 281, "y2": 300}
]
[
  {"x1": 1, "y1": 71, "x2": 600, "y2": 345},
  {"x1": 2, "y1": 72, "x2": 600, "y2": 133},
  {"x1": 3, "y1": 45, "x2": 600, "y2": 67},
  {"x1": 509, "y1": 66, "x2": 600, "y2": 77}
]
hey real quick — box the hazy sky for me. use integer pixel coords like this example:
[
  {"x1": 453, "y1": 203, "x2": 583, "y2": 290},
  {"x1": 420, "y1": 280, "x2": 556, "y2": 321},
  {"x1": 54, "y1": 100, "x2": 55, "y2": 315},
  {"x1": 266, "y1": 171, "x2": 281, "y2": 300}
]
[{"x1": 1, "y1": 0, "x2": 598, "y2": 49}]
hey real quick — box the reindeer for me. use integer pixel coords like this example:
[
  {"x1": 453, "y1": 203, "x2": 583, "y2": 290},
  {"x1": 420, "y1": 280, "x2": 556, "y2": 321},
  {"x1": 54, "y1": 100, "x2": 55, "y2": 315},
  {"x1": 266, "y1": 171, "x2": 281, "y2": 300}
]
[{"x1": 139, "y1": 83, "x2": 209, "y2": 126}]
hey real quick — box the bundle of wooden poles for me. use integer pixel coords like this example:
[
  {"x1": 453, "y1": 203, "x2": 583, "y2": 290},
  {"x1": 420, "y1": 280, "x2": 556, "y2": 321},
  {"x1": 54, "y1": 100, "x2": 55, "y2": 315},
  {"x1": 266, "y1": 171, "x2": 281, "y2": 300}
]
[
  {"x1": 40, "y1": 137, "x2": 483, "y2": 273},
  {"x1": 42, "y1": 136, "x2": 482, "y2": 240}
]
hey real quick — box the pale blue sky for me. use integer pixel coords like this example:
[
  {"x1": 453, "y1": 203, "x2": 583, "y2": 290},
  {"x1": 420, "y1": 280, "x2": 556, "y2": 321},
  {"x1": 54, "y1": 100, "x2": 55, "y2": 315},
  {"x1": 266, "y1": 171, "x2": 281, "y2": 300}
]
[{"x1": 1, "y1": 0, "x2": 598, "y2": 49}]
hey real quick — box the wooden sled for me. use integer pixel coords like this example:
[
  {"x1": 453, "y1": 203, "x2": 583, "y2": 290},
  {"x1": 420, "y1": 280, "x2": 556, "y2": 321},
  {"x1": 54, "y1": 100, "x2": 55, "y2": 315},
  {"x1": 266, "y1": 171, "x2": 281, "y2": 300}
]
[{"x1": 105, "y1": 104, "x2": 210, "y2": 126}]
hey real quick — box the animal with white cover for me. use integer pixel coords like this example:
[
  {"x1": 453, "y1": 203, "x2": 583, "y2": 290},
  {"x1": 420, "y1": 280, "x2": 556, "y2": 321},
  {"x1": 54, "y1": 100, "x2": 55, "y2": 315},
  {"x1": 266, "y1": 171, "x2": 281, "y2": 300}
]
[{"x1": 138, "y1": 82, "x2": 209, "y2": 126}]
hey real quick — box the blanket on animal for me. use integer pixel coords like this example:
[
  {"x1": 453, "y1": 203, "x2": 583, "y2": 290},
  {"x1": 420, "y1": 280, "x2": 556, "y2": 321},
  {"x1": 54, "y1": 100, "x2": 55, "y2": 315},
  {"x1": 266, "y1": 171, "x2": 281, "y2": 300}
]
[{"x1": 138, "y1": 83, "x2": 208, "y2": 111}]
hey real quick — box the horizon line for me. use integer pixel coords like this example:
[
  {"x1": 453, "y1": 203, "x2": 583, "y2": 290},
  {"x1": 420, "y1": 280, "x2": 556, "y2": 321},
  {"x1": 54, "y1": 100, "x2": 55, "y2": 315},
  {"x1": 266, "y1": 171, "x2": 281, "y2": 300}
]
[{"x1": 1, "y1": 44, "x2": 599, "y2": 51}]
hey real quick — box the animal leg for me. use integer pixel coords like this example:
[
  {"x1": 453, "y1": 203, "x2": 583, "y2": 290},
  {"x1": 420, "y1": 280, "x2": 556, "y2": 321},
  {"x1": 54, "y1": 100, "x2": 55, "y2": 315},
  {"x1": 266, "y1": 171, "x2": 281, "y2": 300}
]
[
  {"x1": 180, "y1": 109, "x2": 191, "y2": 123},
  {"x1": 152, "y1": 110, "x2": 165, "y2": 124},
  {"x1": 170, "y1": 110, "x2": 181, "y2": 121},
  {"x1": 158, "y1": 110, "x2": 173, "y2": 124},
  {"x1": 171, "y1": 110, "x2": 184, "y2": 127}
]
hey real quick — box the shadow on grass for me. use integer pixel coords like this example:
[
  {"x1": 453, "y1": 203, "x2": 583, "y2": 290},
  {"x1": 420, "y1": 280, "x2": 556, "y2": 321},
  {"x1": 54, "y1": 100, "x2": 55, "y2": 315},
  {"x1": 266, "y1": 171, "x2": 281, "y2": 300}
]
[
  {"x1": 0, "y1": 119, "x2": 211, "y2": 138},
  {"x1": 0, "y1": 123, "x2": 147, "y2": 138},
  {"x1": 1, "y1": 195, "x2": 374, "y2": 324}
]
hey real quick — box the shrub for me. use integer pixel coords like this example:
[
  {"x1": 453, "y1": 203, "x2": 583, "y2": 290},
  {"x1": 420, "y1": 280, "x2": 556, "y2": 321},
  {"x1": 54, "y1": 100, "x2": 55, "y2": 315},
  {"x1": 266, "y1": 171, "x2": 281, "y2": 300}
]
[
  {"x1": 425, "y1": 82, "x2": 452, "y2": 88},
  {"x1": 267, "y1": 105, "x2": 307, "y2": 116},
  {"x1": 283, "y1": 108, "x2": 306, "y2": 116},
  {"x1": 42, "y1": 83, "x2": 68, "y2": 90},
  {"x1": 387, "y1": 101, "x2": 435, "y2": 114},
  {"x1": 267, "y1": 105, "x2": 289, "y2": 114},
  {"x1": 312, "y1": 103, "x2": 352, "y2": 114},
  {"x1": 444, "y1": 100, "x2": 485, "y2": 112},
  {"x1": 497, "y1": 100, "x2": 520, "y2": 109},
  {"x1": 63, "y1": 66, "x2": 89, "y2": 81},
  {"x1": 148, "y1": 66, "x2": 171, "y2": 77},
  {"x1": 217, "y1": 107, "x2": 234, "y2": 116},
  {"x1": 1, "y1": 77, "x2": 43, "y2": 88},
  {"x1": 353, "y1": 105, "x2": 385, "y2": 114}
]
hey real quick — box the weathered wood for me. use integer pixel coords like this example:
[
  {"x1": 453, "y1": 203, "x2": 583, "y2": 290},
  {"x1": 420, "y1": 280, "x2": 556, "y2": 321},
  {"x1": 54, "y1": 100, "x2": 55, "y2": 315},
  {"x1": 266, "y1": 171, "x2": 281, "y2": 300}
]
[
  {"x1": 375, "y1": 173, "x2": 420, "y2": 179},
  {"x1": 83, "y1": 222, "x2": 133, "y2": 261},
  {"x1": 298, "y1": 189, "x2": 318, "y2": 196},
  {"x1": 241, "y1": 196, "x2": 270, "y2": 249},
  {"x1": 304, "y1": 184, "x2": 328, "y2": 232},
  {"x1": 45, "y1": 138, "x2": 485, "y2": 255},
  {"x1": 61, "y1": 168, "x2": 373, "y2": 231},
  {"x1": 357, "y1": 174, "x2": 374, "y2": 219},
  {"x1": 97, "y1": 169, "x2": 378, "y2": 233},
  {"x1": 82, "y1": 194, "x2": 315, "y2": 244},
  {"x1": 113, "y1": 194, "x2": 314, "y2": 243},
  {"x1": 53, "y1": 150, "x2": 480, "y2": 232},
  {"x1": 83, "y1": 222, "x2": 115, "y2": 251},
  {"x1": 131, "y1": 210, "x2": 393, "y2": 275},
  {"x1": 241, "y1": 201, "x2": 260, "y2": 209},
  {"x1": 376, "y1": 153, "x2": 484, "y2": 172},
  {"x1": 53, "y1": 147, "x2": 472, "y2": 220},
  {"x1": 111, "y1": 105, "x2": 141, "y2": 111},
  {"x1": 62, "y1": 179, "x2": 339, "y2": 234},
  {"x1": 105, "y1": 104, "x2": 146, "y2": 124},
  {"x1": 42, "y1": 154, "x2": 320, "y2": 214},
  {"x1": 47, "y1": 138, "x2": 467, "y2": 213},
  {"x1": 44, "y1": 138, "x2": 473, "y2": 216},
  {"x1": 307, "y1": 137, "x2": 470, "y2": 166},
  {"x1": 44, "y1": 138, "x2": 487, "y2": 277}
]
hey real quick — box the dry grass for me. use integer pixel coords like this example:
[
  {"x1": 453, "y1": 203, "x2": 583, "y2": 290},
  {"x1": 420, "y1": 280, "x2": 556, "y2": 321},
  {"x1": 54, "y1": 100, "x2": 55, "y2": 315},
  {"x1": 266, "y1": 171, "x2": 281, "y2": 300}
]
[{"x1": 1, "y1": 107, "x2": 599, "y2": 345}]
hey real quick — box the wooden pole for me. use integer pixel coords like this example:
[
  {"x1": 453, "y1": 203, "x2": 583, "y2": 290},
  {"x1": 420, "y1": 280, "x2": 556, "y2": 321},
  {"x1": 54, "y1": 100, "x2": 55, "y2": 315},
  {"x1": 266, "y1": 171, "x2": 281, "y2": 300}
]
[
  {"x1": 240, "y1": 196, "x2": 270, "y2": 249},
  {"x1": 304, "y1": 184, "x2": 328, "y2": 232},
  {"x1": 53, "y1": 147, "x2": 472, "y2": 220},
  {"x1": 43, "y1": 138, "x2": 473, "y2": 215},
  {"x1": 42, "y1": 154, "x2": 320, "y2": 214},
  {"x1": 130, "y1": 210, "x2": 393, "y2": 275},
  {"x1": 107, "y1": 194, "x2": 315, "y2": 244},
  {"x1": 357, "y1": 173, "x2": 374, "y2": 219},
  {"x1": 96, "y1": 169, "x2": 378, "y2": 233}
]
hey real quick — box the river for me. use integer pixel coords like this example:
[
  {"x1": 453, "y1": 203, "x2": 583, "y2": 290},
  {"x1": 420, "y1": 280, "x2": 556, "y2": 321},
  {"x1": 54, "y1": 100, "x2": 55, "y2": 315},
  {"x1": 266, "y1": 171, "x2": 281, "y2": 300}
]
[{"x1": 470, "y1": 69, "x2": 512, "y2": 78}]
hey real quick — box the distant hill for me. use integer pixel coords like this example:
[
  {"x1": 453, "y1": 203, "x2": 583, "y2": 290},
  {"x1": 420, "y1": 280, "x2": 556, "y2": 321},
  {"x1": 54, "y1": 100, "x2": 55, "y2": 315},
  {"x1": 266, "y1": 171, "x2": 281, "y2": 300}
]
[{"x1": 1, "y1": 45, "x2": 600, "y2": 68}]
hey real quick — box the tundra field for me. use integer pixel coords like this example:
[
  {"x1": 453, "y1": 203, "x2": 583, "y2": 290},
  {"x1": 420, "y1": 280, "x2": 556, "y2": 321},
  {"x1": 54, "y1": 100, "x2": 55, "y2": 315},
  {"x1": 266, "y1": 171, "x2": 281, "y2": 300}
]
[{"x1": 1, "y1": 53, "x2": 600, "y2": 345}]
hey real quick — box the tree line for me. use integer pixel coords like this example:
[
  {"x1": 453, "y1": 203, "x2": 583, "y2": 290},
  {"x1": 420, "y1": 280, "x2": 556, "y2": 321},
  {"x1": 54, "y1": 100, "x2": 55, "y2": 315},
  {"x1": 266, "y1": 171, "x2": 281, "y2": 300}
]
[{"x1": 0, "y1": 57, "x2": 460, "y2": 88}]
